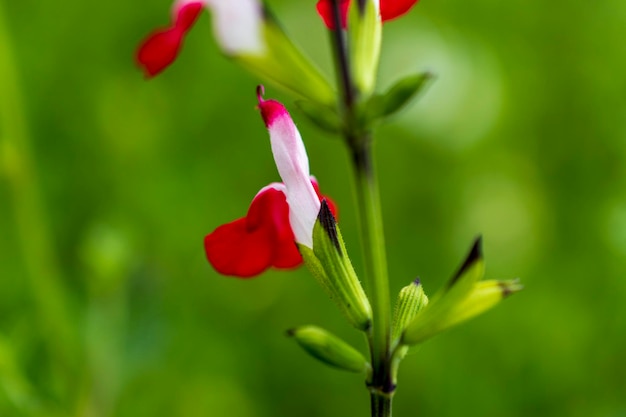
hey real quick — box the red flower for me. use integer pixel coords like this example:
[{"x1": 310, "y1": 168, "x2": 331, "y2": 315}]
[
  {"x1": 204, "y1": 87, "x2": 337, "y2": 278},
  {"x1": 316, "y1": 0, "x2": 420, "y2": 29},
  {"x1": 204, "y1": 185, "x2": 301, "y2": 278}
]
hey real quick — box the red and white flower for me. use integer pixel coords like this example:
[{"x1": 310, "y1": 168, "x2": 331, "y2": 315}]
[
  {"x1": 204, "y1": 87, "x2": 336, "y2": 277},
  {"x1": 316, "y1": 0, "x2": 420, "y2": 29},
  {"x1": 136, "y1": 0, "x2": 264, "y2": 77}
]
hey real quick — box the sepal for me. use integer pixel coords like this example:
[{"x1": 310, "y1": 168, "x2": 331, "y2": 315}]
[
  {"x1": 287, "y1": 325, "x2": 369, "y2": 373},
  {"x1": 442, "y1": 279, "x2": 523, "y2": 330},
  {"x1": 299, "y1": 201, "x2": 372, "y2": 331},
  {"x1": 237, "y1": 11, "x2": 335, "y2": 106},
  {"x1": 402, "y1": 237, "x2": 521, "y2": 345}
]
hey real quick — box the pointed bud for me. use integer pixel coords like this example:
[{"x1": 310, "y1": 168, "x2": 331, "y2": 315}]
[
  {"x1": 287, "y1": 325, "x2": 369, "y2": 373},
  {"x1": 402, "y1": 238, "x2": 522, "y2": 345},
  {"x1": 349, "y1": 0, "x2": 382, "y2": 95},
  {"x1": 299, "y1": 201, "x2": 372, "y2": 331},
  {"x1": 391, "y1": 278, "x2": 429, "y2": 343}
]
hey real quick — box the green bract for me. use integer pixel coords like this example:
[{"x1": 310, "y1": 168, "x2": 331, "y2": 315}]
[{"x1": 236, "y1": 10, "x2": 335, "y2": 106}]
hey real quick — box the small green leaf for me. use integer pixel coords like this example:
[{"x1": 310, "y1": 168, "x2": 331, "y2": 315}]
[
  {"x1": 365, "y1": 72, "x2": 433, "y2": 122},
  {"x1": 294, "y1": 100, "x2": 342, "y2": 133},
  {"x1": 288, "y1": 325, "x2": 370, "y2": 373}
]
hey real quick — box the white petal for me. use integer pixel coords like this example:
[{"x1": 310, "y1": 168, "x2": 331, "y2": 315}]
[
  {"x1": 172, "y1": 0, "x2": 265, "y2": 55},
  {"x1": 261, "y1": 101, "x2": 320, "y2": 248},
  {"x1": 206, "y1": 0, "x2": 265, "y2": 54}
]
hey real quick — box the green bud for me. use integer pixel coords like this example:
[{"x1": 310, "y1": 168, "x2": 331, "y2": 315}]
[
  {"x1": 294, "y1": 100, "x2": 342, "y2": 134},
  {"x1": 349, "y1": 0, "x2": 383, "y2": 95},
  {"x1": 391, "y1": 278, "x2": 429, "y2": 343},
  {"x1": 299, "y1": 201, "x2": 372, "y2": 331},
  {"x1": 236, "y1": 9, "x2": 335, "y2": 106},
  {"x1": 287, "y1": 325, "x2": 369, "y2": 373},
  {"x1": 402, "y1": 238, "x2": 523, "y2": 345},
  {"x1": 365, "y1": 72, "x2": 433, "y2": 122}
]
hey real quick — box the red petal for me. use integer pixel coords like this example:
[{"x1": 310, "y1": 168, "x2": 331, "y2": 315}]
[
  {"x1": 136, "y1": 28, "x2": 185, "y2": 77},
  {"x1": 204, "y1": 187, "x2": 302, "y2": 278},
  {"x1": 174, "y1": 2, "x2": 203, "y2": 31},
  {"x1": 135, "y1": 2, "x2": 203, "y2": 78},
  {"x1": 204, "y1": 218, "x2": 274, "y2": 278},
  {"x1": 380, "y1": 0, "x2": 420, "y2": 21},
  {"x1": 316, "y1": 0, "x2": 350, "y2": 30}
]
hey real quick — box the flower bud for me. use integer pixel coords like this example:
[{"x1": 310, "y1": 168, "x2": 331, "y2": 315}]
[
  {"x1": 299, "y1": 201, "x2": 372, "y2": 331},
  {"x1": 287, "y1": 325, "x2": 369, "y2": 373},
  {"x1": 391, "y1": 278, "x2": 429, "y2": 343},
  {"x1": 349, "y1": 0, "x2": 382, "y2": 95},
  {"x1": 402, "y1": 237, "x2": 521, "y2": 345}
]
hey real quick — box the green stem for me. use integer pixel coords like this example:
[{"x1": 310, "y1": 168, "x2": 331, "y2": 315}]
[
  {"x1": 352, "y1": 140, "x2": 393, "y2": 399},
  {"x1": 370, "y1": 390, "x2": 393, "y2": 417}
]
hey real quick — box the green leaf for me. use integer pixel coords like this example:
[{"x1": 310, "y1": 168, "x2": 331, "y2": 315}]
[
  {"x1": 294, "y1": 100, "x2": 342, "y2": 134},
  {"x1": 365, "y1": 72, "x2": 433, "y2": 122},
  {"x1": 288, "y1": 325, "x2": 370, "y2": 373}
]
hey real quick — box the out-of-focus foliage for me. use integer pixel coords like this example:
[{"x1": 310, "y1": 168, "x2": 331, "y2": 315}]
[{"x1": 0, "y1": 0, "x2": 625, "y2": 416}]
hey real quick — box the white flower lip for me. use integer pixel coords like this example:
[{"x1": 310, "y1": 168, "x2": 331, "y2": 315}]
[{"x1": 257, "y1": 88, "x2": 321, "y2": 248}]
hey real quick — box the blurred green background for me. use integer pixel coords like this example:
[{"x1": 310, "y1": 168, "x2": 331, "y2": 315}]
[{"x1": 1, "y1": 0, "x2": 625, "y2": 416}]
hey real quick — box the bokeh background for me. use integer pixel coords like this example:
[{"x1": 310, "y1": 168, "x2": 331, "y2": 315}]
[{"x1": 1, "y1": 0, "x2": 625, "y2": 416}]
